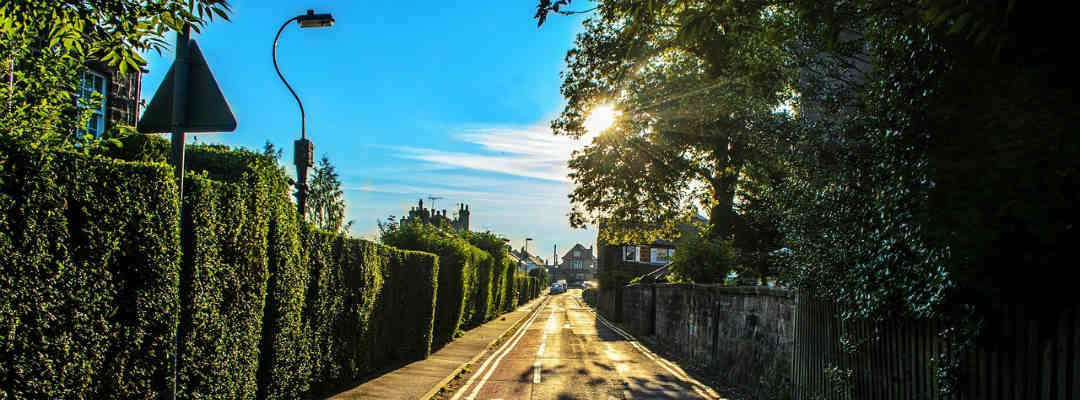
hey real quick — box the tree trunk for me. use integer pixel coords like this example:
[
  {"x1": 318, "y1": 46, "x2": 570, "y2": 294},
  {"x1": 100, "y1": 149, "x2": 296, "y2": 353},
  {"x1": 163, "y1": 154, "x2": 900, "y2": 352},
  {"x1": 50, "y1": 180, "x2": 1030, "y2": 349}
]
[{"x1": 707, "y1": 136, "x2": 742, "y2": 240}]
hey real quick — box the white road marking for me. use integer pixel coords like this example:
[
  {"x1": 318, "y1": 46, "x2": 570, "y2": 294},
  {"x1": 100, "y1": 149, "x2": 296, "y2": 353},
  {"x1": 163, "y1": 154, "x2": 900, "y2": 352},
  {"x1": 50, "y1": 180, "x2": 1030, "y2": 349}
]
[
  {"x1": 533, "y1": 360, "x2": 542, "y2": 383},
  {"x1": 537, "y1": 343, "x2": 546, "y2": 356},
  {"x1": 580, "y1": 296, "x2": 719, "y2": 399},
  {"x1": 450, "y1": 298, "x2": 547, "y2": 400}
]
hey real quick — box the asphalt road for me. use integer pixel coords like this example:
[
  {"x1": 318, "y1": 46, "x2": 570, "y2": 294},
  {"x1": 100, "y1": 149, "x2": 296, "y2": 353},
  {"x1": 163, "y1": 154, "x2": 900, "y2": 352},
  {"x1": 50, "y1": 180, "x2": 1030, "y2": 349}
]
[{"x1": 447, "y1": 289, "x2": 721, "y2": 400}]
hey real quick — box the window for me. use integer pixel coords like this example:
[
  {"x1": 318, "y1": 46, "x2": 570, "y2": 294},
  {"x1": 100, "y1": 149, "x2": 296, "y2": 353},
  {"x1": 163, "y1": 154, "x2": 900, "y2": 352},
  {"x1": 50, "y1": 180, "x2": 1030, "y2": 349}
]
[
  {"x1": 76, "y1": 70, "x2": 107, "y2": 137},
  {"x1": 622, "y1": 246, "x2": 637, "y2": 262},
  {"x1": 574, "y1": 250, "x2": 581, "y2": 257},
  {"x1": 654, "y1": 248, "x2": 675, "y2": 263}
]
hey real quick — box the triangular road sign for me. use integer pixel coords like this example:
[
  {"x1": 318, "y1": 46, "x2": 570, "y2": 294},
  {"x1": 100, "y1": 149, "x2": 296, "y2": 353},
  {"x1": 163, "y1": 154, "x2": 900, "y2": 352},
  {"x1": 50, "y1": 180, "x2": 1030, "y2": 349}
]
[{"x1": 137, "y1": 40, "x2": 237, "y2": 133}]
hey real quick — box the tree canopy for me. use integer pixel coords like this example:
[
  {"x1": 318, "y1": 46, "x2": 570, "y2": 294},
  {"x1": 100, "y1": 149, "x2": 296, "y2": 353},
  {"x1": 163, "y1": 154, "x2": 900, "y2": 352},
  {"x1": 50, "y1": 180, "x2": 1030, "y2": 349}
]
[
  {"x1": 553, "y1": 1, "x2": 798, "y2": 249},
  {"x1": 540, "y1": 2, "x2": 1078, "y2": 390},
  {"x1": 307, "y1": 155, "x2": 352, "y2": 235},
  {"x1": 0, "y1": 0, "x2": 230, "y2": 145}
]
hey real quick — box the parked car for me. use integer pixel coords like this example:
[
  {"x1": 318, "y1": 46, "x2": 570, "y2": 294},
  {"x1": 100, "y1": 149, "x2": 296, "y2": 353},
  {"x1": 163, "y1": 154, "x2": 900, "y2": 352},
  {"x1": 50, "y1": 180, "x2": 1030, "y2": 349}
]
[{"x1": 550, "y1": 283, "x2": 565, "y2": 294}]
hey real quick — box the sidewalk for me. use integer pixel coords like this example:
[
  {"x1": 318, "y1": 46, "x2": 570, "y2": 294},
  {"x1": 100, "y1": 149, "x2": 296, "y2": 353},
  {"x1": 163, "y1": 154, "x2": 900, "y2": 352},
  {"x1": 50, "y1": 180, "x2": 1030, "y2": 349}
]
[{"x1": 327, "y1": 294, "x2": 548, "y2": 400}]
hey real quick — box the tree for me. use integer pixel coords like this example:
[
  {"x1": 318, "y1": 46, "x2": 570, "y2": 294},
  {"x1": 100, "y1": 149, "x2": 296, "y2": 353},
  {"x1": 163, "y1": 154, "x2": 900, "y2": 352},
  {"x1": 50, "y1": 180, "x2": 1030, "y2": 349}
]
[
  {"x1": 547, "y1": 1, "x2": 798, "y2": 250},
  {"x1": 0, "y1": 0, "x2": 231, "y2": 145},
  {"x1": 306, "y1": 155, "x2": 352, "y2": 234}
]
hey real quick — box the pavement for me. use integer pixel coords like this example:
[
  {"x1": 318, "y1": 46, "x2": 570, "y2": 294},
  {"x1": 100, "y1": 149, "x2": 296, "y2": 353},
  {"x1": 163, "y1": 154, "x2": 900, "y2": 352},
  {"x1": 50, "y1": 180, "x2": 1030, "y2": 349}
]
[
  {"x1": 441, "y1": 290, "x2": 722, "y2": 400},
  {"x1": 326, "y1": 294, "x2": 550, "y2": 400}
]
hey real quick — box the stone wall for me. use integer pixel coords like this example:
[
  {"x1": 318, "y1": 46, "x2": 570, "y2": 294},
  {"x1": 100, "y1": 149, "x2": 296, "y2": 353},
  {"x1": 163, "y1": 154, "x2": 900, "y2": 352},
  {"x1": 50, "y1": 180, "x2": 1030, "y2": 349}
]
[{"x1": 614, "y1": 284, "x2": 793, "y2": 387}]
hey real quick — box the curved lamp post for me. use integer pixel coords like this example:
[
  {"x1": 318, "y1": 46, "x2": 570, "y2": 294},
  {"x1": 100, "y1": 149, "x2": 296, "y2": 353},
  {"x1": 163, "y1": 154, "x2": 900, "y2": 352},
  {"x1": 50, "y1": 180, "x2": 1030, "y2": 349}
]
[
  {"x1": 273, "y1": 9, "x2": 334, "y2": 217},
  {"x1": 524, "y1": 237, "x2": 533, "y2": 271}
]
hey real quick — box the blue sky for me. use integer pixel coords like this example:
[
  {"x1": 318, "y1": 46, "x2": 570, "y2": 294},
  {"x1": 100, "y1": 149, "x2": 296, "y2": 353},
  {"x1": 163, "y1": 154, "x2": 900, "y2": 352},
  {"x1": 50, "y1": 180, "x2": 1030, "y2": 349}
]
[{"x1": 141, "y1": 1, "x2": 598, "y2": 262}]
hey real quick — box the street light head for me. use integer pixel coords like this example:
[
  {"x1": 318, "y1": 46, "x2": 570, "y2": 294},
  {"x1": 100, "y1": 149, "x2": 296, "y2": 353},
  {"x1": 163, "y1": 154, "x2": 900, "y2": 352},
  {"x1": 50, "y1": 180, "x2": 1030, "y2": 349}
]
[{"x1": 298, "y1": 10, "x2": 334, "y2": 28}]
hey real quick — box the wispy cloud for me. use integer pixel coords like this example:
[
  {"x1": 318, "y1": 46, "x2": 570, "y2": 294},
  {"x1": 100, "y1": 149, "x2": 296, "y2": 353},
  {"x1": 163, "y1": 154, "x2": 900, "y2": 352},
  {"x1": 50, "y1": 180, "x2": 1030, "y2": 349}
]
[{"x1": 390, "y1": 124, "x2": 592, "y2": 183}]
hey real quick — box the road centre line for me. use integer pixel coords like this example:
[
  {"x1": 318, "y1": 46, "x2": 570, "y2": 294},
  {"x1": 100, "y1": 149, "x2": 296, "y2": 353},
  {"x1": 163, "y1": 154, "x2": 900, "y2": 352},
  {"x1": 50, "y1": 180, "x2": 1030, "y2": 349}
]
[
  {"x1": 450, "y1": 298, "x2": 547, "y2": 400},
  {"x1": 533, "y1": 360, "x2": 542, "y2": 383}
]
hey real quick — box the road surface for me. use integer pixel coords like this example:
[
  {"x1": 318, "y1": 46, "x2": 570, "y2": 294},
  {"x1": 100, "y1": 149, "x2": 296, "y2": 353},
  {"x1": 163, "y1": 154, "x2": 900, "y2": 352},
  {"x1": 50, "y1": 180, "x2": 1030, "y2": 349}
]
[{"x1": 446, "y1": 289, "x2": 721, "y2": 400}]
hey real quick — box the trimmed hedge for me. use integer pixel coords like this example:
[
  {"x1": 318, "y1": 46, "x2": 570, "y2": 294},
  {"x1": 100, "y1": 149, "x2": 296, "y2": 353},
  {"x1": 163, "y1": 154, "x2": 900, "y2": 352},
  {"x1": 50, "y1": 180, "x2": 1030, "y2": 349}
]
[
  {"x1": 302, "y1": 229, "x2": 437, "y2": 396},
  {"x1": 183, "y1": 145, "x2": 311, "y2": 400},
  {"x1": 0, "y1": 143, "x2": 180, "y2": 398},
  {"x1": 463, "y1": 232, "x2": 513, "y2": 321},
  {"x1": 183, "y1": 146, "x2": 438, "y2": 399},
  {"x1": 515, "y1": 274, "x2": 541, "y2": 305},
  {"x1": 176, "y1": 175, "x2": 269, "y2": 399},
  {"x1": 2, "y1": 143, "x2": 442, "y2": 398},
  {"x1": 502, "y1": 259, "x2": 519, "y2": 311}
]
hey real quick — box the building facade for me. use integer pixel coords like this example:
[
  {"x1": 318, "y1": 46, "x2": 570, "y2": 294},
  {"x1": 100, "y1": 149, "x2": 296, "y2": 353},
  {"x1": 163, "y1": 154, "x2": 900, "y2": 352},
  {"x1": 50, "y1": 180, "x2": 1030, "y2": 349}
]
[
  {"x1": 550, "y1": 243, "x2": 596, "y2": 283},
  {"x1": 76, "y1": 60, "x2": 144, "y2": 137},
  {"x1": 402, "y1": 199, "x2": 471, "y2": 231}
]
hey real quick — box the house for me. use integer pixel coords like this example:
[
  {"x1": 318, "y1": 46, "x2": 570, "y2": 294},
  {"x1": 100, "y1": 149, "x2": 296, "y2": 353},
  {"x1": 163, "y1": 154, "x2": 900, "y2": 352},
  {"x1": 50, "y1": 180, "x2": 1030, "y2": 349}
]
[
  {"x1": 76, "y1": 60, "x2": 144, "y2": 137},
  {"x1": 595, "y1": 215, "x2": 706, "y2": 288},
  {"x1": 400, "y1": 199, "x2": 471, "y2": 231},
  {"x1": 510, "y1": 248, "x2": 546, "y2": 273},
  {"x1": 549, "y1": 243, "x2": 596, "y2": 283}
]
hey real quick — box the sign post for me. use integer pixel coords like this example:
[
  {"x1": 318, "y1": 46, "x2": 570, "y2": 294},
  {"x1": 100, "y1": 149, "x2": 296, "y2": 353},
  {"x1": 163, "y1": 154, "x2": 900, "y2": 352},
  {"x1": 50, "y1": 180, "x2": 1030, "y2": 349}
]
[{"x1": 136, "y1": 26, "x2": 236, "y2": 400}]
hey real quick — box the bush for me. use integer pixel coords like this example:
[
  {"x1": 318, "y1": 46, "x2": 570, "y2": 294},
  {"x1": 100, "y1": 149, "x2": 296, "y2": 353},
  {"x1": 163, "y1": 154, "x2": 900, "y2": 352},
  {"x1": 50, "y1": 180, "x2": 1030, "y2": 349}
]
[
  {"x1": 669, "y1": 227, "x2": 737, "y2": 284},
  {"x1": 0, "y1": 142, "x2": 180, "y2": 398},
  {"x1": 183, "y1": 146, "x2": 439, "y2": 399},
  {"x1": 175, "y1": 175, "x2": 269, "y2": 399},
  {"x1": 1, "y1": 142, "x2": 441, "y2": 399},
  {"x1": 502, "y1": 259, "x2": 519, "y2": 311},
  {"x1": 302, "y1": 229, "x2": 437, "y2": 396},
  {"x1": 462, "y1": 231, "x2": 511, "y2": 322}
]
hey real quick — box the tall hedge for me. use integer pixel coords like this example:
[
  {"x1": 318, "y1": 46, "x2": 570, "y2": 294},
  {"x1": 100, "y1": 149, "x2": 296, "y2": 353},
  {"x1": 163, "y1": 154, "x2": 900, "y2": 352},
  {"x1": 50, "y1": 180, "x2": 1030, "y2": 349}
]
[
  {"x1": 301, "y1": 229, "x2": 437, "y2": 396},
  {"x1": 0, "y1": 143, "x2": 180, "y2": 398},
  {"x1": 1, "y1": 142, "x2": 442, "y2": 399},
  {"x1": 175, "y1": 176, "x2": 269, "y2": 399},
  {"x1": 515, "y1": 274, "x2": 540, "y2": 305},
  {"x1": 383, "y1": 224, "x2": 478, "y2": 349},
  {"x1": 463, "y1": 246, "x2": 494, "y2": 328},
  {"x1": 252, "y1": 158, "x2": 310, "y2": 400},
  {"x1": 503, "y1": 259, "x2": 519, "y2": 312},
  {"x1": 463, "y1": 232, "x2": 513, "y2": 321},
  {"x1": 183, "y1": 146, "x2": 439, "y2": 399}
]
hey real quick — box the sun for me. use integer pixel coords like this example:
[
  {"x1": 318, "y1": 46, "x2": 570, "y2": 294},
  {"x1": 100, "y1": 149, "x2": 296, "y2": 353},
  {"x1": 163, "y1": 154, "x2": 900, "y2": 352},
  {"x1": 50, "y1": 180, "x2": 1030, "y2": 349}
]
[{"x1": 583, "y1": 104, "x2": 618, "y2": 136}]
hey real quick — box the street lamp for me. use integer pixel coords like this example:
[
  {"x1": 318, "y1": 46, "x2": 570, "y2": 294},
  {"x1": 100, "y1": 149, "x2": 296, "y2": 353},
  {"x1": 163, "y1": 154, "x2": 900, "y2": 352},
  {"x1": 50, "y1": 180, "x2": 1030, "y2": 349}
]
[
  {"x1": 273, "y1": 9, "x2": 335, "y2": 217},
  {"x1": 524, "y1": 237, "x2": 533, "y2": 271}
]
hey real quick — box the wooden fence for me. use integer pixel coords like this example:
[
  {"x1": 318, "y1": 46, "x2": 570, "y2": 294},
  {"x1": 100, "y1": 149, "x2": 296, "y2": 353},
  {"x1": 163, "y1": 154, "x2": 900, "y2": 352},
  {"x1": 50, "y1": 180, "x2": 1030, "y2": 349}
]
[{"x1": 793, "y1": 293, "x2": 1079, "y2": 399}]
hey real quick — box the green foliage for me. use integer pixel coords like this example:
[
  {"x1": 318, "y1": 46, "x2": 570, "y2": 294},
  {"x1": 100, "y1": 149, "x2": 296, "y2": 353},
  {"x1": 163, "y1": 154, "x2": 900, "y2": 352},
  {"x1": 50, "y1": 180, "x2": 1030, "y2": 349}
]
[
  {"x1": 514, "y1": 273, "x2": 541, "y2": 305},
  {"x1": 0, "y1": 140, "x2": 180, "y2": 398},
  {"x1": 0, "y1": 0, "x2": 231, "y2": 145},
  {"x1": 462, "y1": 231, "x2": 513, "y2": 319},
  {"x1": 1, "y1": 140, "x2": 443, "y2": 399},
  {"x1": 669, "y1": 226, "x2": 737, "y2": 284},
  {"x1": 176, "y1": 175, "x2": 268, "y2": 399},
  {"x1": 183, "y1": 145, "x2": 440, "y2": 399},
  {"x1": 307, "y1": 155, "x2": 352, "y2": 235},
  {"x1": 549, "y1": 0, "x2": 798, "y2": 244},
  {"x1": 381, "y1": 221, "x2": 489, "y2": 349},
  {"x1": 502, "y1": 258, "x2": 519, "y2": 312},
  {"x1": 301, "y1": 228, "x2": 437, "y2": 396},
  {"x1": 528, "y1": 266, "x2": 550, "y2": 288},
  {"x1": 93, "y1": 127, "x2": 171, "y2": 163},
  {"x1": 254, "y1": 156, "x2": 309, "y2": 400}
]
